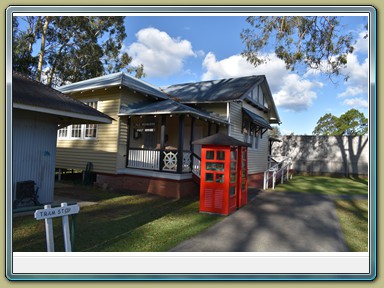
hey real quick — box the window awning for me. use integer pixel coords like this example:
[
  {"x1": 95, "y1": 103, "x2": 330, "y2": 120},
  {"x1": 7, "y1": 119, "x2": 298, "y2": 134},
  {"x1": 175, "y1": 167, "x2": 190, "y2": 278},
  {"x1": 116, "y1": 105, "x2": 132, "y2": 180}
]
[{"x1": 242, "y1": 108, "x2": 272, "y2": 130}]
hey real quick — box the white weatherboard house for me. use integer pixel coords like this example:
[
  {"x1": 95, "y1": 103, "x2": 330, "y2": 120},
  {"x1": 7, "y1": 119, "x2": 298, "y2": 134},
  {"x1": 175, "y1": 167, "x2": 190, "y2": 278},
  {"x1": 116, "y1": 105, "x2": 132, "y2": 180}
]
[
  {"x1": 12, "y1": 72, "x2": 112, "y2": 205},
  {"x1": 56, "y1": 72, "x2": 281, "y2": 198}
]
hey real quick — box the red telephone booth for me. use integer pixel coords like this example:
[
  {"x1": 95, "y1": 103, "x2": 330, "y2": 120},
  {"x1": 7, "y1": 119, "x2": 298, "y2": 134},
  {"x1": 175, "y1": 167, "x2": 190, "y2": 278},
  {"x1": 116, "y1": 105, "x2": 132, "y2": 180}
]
[
  {"x1": 237, "y1": 146, "x2": 248, "y2": 208},
  {"x1": 192, "y1": 133, "x2": 249, "y2": 215}
]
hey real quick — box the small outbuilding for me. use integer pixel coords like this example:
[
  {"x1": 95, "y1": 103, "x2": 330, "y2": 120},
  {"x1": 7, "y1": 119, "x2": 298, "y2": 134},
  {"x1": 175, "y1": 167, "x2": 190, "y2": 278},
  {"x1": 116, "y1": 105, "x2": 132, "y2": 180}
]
[
  {"x1": 12, "y1": 72, "x2": 112, "y2": 206},
  {"x1": 192, "y1": 133, "x2": 250, "y2": 215}
]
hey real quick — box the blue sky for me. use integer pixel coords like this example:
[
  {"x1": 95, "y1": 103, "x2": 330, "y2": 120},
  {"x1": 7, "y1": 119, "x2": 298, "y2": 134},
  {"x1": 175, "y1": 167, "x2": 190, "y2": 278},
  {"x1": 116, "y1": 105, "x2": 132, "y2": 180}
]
[{"x1": 121, "y1": 15, "x2": 370, "y2": 135}]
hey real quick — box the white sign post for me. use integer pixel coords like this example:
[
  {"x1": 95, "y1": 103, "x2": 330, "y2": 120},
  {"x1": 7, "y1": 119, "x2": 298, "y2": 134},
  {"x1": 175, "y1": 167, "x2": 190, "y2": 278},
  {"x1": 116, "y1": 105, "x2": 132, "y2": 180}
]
[{"x1": 34, "y1": 202, "x2": 80, "y2": 252}]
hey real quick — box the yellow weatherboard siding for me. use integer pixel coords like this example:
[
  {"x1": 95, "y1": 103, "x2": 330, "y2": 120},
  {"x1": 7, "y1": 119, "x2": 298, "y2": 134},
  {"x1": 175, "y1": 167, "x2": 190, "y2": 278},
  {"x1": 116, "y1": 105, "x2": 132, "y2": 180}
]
[{"x1": 56, "y1": 88, "x2": 121, "y2": 174}]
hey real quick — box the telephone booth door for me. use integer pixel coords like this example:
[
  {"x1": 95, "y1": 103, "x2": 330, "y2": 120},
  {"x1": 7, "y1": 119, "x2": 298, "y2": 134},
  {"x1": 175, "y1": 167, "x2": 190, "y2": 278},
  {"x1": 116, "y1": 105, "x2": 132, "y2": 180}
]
[
  {"x1": 228, "y1": 147, "x2": 238, "y2": 214},
  {"x1": 200, "y1": 146, "x2": 229, "y2": 215},
  {"x1": 237, "y1": 146, "x2": 248, "y2": 207}
]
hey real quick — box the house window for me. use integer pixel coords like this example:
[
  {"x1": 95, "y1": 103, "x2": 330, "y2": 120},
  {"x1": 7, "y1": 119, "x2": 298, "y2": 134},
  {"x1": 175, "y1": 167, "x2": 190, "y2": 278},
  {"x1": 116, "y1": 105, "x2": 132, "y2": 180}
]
[
  {"x1": 58, "y1": 126, "x2": 68, "y2": 138},
  {"x1": 242, "y1": 119, "x2": 251, "y2": 145},
  {"x1": 84, "y1": 101, "x2": 98, "y2": 138},
  {"x1": 243, "y1": 119, "x2": 262, "y2": 150},
  {"x1": 71, "y1": 124, "x2": 82, "y2": 138},
  {"x1": 254, "y1": 129, "x2": 260, "y2": 149},
  {"x1": 57, "y1": 100, "x2": 98, "y2": 140}
]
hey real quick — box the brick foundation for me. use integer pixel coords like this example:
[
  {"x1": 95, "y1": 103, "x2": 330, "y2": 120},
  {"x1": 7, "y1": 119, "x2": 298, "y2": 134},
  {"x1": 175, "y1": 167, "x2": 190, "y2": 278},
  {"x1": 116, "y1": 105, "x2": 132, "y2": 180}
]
[
  {"x1": 247, "y1": 172, "x2": 264, "y2": 189},
  {"x1": 96, "y1": 173, "x2": 199, "y2": 199}
]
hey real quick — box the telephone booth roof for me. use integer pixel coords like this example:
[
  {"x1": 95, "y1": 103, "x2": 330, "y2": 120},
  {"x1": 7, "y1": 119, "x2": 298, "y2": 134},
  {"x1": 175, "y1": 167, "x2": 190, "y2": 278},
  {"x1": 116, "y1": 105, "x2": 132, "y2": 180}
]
[{"x1": 192, "y1": 133, "x2": 251, "y2": 147}]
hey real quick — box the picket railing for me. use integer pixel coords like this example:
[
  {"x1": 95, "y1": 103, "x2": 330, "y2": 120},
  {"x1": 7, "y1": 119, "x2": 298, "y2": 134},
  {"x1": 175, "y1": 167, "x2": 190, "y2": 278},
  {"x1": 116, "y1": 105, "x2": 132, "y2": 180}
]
[
  {"x1": 127, "y1": 148, "x2": 194, "y2": 173},
  {"x1": 263, "y1": 157, "x2": 293, "y2": 190}
]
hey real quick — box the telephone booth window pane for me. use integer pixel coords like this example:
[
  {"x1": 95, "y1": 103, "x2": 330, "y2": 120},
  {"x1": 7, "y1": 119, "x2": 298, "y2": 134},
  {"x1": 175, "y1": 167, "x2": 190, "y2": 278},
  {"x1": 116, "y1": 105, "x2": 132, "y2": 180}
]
[
  {"x1": 242, "y1": 171, "x2": 247, "y2": 178},
  {"x1": 231, "y1": 150, "x2": 237, "y2": 160},
  {"x1": 243, "y1": 151, "x2": 247, "y2": 160},
  {"x1": 206, "y1": 163, "x2": 224, "y2": 171},
  {"x1": 216, "y1": 163, "x2": 225, "y2": 171},
  {"x1": 242, "y1": 162, "x2": 247, "y2": 169},
  {"x1": 216, "y1": 151, "x2": 225, "y2": 160},
  {"x1": 231, "y1": 173, "x2": 236, "y2": 183},
  {"x1": 230, "y1": 162, "x2": 236, "y2": 170},
  {"x1": 206, "y1": 162, "x2": 216, "y2": 171},
  {"x1": 216, "y1": 174, "x2": 224, "y2": 183},
  {"x1": 230, "y1": 186, "x2": 236, "y2": 196},
  {"x1": 242, "y1": 183, "x2": 246, "y2": 190},
  {"x1": 206, "y1": 151, "x2": 214, "y2": 160},
  {"x1": 205, "y1": 173, "x2": 214, "y2": 182}
]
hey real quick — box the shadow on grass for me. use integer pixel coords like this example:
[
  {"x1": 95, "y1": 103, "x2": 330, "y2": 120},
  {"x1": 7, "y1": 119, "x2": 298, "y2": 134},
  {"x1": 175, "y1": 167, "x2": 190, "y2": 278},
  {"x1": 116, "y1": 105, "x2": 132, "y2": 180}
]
[
  {"x1": 334, "y1": 199, "x2": 368, "y2": 251},
  {"x1": 347, "y1": 176, "x2": 368, "y2": 186},
  {"x1": 272, "y1": 176, "x2": 368, "y2": 196},
  {"x1": 12, "y1": 194, "x2": 201, "y2": 252}
]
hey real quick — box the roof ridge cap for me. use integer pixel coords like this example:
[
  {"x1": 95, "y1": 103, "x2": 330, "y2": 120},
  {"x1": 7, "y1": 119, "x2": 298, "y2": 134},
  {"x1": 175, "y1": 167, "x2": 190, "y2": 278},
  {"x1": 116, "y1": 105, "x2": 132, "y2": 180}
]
[{"x1": 121, "y1": 72, "x2": 164, "y2": 93}]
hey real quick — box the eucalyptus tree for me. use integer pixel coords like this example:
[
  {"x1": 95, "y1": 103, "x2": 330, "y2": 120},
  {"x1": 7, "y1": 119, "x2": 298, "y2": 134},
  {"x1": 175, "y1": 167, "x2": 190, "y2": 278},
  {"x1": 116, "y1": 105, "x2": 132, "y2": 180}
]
[
  {"x1": 312, "y1": 109, "x2": 368, "y2": 136},
  {"x1": 241, "y1": 16, "x2": 356, "y2": 80},
  {"x1": 12, "y1": 16, "x2": 143, "y2": 86},
  {"x1": 12, "y1": 16, "x2": 41, "y2": 77}
]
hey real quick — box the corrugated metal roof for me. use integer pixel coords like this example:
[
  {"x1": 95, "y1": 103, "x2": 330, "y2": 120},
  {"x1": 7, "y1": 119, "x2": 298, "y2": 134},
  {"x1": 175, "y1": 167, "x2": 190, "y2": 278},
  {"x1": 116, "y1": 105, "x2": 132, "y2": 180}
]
[
  {"x1": 57, "y1": 72, "x2": 168, "y2": 100},
  {"x1": 162, "y1": 75, "x2": 265, "y2": 103},
  {"x1": 192, "y1": 133, "x2": 250, "y2": 147},
  {"x1": 119, "y1": 99, "x2": 228, "y2": 125},
  {"x1": 242, "y1": 108, "x2": 272, "y2": 130},
  {"x1": 12, "y1": 72, "x2": 112, "y2": 124}
]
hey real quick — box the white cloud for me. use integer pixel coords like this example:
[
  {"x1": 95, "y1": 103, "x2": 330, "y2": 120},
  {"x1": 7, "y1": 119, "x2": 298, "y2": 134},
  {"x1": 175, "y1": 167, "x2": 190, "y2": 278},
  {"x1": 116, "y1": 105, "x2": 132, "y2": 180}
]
[
  {"x1": 354, "y1": 30, "x2": 369, "y2": 54},
  {"x1": 337, "y1": 53, "x2": 368, "y2": 109},
  {"x1": 202, "y1": 52, "x2": 322, "y2": 112},
  {"x1": 337, "y1": 85, "x2": 365, "y2": 98},
  {"x1": 302, "y1": 45, "x2": 369, "y2": 110},
  {"x1": 343, "y1": 98, "x2": 368, "y2": 108},
  {"x1": 273, "y1": 74, "x2": 322, "y2": 111},
  {"x1": 126, "y1": 27, "x2": 196, "y2": 77}
]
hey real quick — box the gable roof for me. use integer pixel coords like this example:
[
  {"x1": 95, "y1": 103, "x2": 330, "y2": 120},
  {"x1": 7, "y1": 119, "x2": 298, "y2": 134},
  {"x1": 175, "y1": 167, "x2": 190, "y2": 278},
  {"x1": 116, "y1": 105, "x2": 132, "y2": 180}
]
[
  {"x1": 57, "y1": 72, "x2": 168, "y2": 101},
  {"x1": 162, "y1": 75, "x2": 265, "y2": 103},
  {"x1": 12, "y1": 72, "x2": 112, "y2": 124},
  {"x1": 163, "y1": 75, "x2": 281, "y2": 124},
  {"x1": 119, "y1": 99, "x2": 228, "y2": 125}
]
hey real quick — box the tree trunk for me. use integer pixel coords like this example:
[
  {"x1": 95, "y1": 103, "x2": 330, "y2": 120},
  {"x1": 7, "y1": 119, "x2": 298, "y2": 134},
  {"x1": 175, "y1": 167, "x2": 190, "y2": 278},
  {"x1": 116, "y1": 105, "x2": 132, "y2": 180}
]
[{"x1": 36, "y1": 16, "x2": 50, "y2": 83}]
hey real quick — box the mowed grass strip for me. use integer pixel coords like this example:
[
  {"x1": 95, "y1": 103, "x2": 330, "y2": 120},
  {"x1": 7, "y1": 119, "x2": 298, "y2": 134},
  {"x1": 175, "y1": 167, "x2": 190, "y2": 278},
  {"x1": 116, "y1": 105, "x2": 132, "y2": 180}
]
[
  {"x1": 12, "y1": 194, "x2": 222, "y2": 252},
  {"x1": 271, "y1": 175, "x2": 368, "y2": 196},
  {"x1": 335, "y1": 199, "x2": 368, "y2": 252}
]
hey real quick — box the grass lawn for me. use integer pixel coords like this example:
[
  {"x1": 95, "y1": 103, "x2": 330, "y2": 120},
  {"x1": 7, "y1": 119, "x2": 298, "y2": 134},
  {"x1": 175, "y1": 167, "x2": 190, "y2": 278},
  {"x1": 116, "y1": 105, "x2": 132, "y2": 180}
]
[
  {"x1": 12, "y1": 183, "x2": 223, "y2": 252},
  {"x1": 335, "y1": 199, "x2": 368, "y2": 252},
  {"x1": 12, "y1": 176, "x2": 369, "y2": 252},
  {"x1": 271, "y1": 175, "x2": 369, "y2": 252},
  {"x1": 271, "y1": 175, "x2": 368, "y2": 196}
]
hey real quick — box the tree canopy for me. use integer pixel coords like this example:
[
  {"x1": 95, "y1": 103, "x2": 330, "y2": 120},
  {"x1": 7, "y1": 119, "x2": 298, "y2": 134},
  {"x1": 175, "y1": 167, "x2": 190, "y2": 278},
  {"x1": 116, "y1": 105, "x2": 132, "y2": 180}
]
[
  {"x1": 13, "y1": 16, "x2": 144, "y2": 87},
  {"x1": 312, "y1": 109, "x2": 368, "y2": 136},
  {"x1": 241, "y1": 16, "x2": 356, "y2": 80},
  {"x1": 269, "y1": 126, "x2": 282, "y2": 138}
]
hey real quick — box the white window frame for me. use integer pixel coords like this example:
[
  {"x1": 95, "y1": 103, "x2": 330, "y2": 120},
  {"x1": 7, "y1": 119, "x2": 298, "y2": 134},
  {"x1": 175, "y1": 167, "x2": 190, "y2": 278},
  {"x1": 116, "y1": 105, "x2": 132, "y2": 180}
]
[{"x1": 57, "y1": 100, "x2": 99, "y2": 140}]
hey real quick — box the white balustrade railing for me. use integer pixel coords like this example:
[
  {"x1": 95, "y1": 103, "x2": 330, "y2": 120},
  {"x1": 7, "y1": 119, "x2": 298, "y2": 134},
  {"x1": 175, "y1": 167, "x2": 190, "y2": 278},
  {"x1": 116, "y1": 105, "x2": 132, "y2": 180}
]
[
  {"x1": 192, "y1": 155, "x2": 201, "y2": 177},
  {"x1": 128, "y1": 149, "x2": 160, "y2": 170},
  {"x1": 128, "y1": 149, "x2": 193, "y2": 173},
  {"x1": 264, "y1": 157, "x2": 293, "y2": 190}
]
